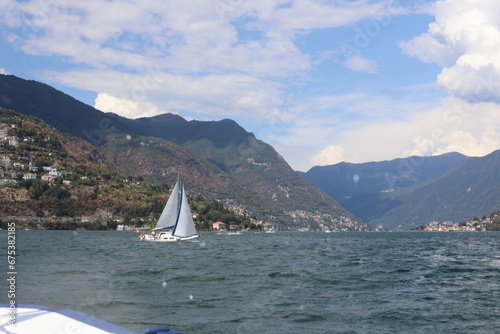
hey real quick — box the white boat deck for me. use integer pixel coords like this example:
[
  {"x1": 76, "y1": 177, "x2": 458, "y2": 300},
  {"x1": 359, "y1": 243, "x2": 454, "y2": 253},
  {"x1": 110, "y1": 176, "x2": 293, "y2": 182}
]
[{"x1": 0, "y1": 304, "x2": 181, "y2": 334}]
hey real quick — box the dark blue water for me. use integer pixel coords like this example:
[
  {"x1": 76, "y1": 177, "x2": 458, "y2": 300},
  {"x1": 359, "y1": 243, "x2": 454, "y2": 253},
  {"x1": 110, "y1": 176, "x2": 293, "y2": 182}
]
[{"x1": 2, "y1": 231, "x2": 499, "y2": 333}]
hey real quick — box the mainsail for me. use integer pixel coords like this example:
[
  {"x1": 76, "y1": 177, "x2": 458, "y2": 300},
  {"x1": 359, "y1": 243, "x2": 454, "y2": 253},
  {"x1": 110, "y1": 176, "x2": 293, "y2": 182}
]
[{"x1": 153, "y1": 180, "x2": 180, "y2": 231}]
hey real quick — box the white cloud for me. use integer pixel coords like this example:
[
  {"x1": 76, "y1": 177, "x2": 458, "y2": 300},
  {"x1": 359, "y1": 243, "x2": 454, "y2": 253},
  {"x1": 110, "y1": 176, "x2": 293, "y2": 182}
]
[
  {"x1": 311, "y1": 145, "x2": 345, "y2": 166},
  {"x1": 0, "y1": 68, "x2": 9, "y2": 75},
  {"x1": 243, "y1": 0, "x2": 390, "y2": 32},
  {"x1": 400, "y1": 0, "x2": 500, "y2": 103},
  {"x1": 343, "y1": 54, "x2": 378, "y2": 73},
  {"x1": 399, "y1": 33, "x2": 457, "y2": 67},
  {"x1": 432, "y1": 129, "x2": 496, "y2": 157},
  {"x1": 94, "y1": 93, "x2": 164, "y2": 119},
  {"x1": 337, "y1": 97, "x2": 500, "y2": 163},
  {"x1": 277, "y1": 95, "x2": 500, "y2": 170},
  {"x1": 57, "y1": 69, "x2": 284, "y2": 120}
]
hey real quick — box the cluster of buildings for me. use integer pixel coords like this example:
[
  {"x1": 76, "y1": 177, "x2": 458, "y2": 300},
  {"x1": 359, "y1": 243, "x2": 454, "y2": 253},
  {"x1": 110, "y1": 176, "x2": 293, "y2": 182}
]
[
  {"x1": 1, "y1": 122, "x2": 74, "y2": 186},
  {"x1": 288, "y1": 209, "x2": 369, "y2": 231},
  {"x1": 0, "y1": 123, "x2": 16, "y2": 144},
  {"x1": 417, "y1": 218, "x2": 493, "y2": 232},
  {"x1": 0, "y1": 157, "x2": 73, "y2": 186}
]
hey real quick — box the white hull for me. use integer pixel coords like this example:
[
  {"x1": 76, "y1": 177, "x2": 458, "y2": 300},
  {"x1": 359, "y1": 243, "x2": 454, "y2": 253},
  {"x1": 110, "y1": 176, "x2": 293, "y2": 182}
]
[{"x1": 140, "y1": 232, "x2": 199, "y2": 242}]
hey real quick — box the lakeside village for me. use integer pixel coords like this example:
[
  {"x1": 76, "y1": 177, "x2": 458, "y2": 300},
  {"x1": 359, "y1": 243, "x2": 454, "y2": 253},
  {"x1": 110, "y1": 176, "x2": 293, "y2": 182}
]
[{"x1": 413, "y1": 212, "x2": 500, "y2": 232}]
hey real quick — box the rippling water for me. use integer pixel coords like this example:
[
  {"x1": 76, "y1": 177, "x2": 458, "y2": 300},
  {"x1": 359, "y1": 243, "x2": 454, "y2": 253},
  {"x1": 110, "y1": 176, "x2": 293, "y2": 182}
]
[{"x1": 2, "y1": 231, "x2": 500, "y2": 333}]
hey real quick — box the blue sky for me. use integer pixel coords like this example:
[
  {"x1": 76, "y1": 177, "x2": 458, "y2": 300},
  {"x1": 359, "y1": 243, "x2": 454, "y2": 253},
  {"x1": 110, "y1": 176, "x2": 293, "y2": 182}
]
[{"x1": 1, "y1": 0, "x2": 499, "y2": 171}]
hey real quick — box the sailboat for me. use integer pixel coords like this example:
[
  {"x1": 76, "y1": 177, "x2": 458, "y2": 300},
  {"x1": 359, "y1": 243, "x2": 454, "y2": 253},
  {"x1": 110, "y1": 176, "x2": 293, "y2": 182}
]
[{"x1": 140, "y1": 177, "x2": 199, "y2": 242}]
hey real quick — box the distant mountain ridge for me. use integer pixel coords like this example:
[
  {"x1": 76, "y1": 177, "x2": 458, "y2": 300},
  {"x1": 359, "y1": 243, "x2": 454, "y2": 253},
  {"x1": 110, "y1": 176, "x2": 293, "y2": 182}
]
[
  {"x1": 301, "y1": 152, "x2": 467, "y2": 203},
  {"x1": 370, "y1": 149, "x2": 500, "y2": 230},
  {"x1": 0, "y1": 74, "x2": 367, "y2": 231},
  {"x1": 302, "y1": 151, "x2": 500, "y2": 230}
]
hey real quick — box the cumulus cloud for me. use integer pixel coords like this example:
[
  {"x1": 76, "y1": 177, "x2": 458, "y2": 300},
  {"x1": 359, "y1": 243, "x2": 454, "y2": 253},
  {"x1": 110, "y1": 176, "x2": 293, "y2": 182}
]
[
  {"x1": 311, "y1": 145, "x2": 345, "y2": 166},
  {"x1": 0, "y1": 68, "x2": 9, "y2": 74},
  {"x1": 433, "y1": 129, "x2": 497, "y2": 157},
  {"x1": 94, "y1": 93, "x2": 164, "y2": 119},
  {"x1": 400, "y1": 0, "x2": 500, "y2": 103},
  {"x1": 338, "y1": 97, "x2": 500, "y2": 162},
  {"x1": 277, "y1": 95, "x2": 499, "y2": 171}
]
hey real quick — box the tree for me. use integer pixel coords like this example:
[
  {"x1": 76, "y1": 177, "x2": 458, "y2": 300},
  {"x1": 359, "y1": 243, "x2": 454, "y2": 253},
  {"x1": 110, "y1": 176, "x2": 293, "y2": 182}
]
[{"x1": 28, "y1": 179, "x2": 49, "y2": 200}]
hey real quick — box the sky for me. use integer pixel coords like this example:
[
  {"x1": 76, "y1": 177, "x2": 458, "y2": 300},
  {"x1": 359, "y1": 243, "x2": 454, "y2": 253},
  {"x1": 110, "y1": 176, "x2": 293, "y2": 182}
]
[{"x1": 1, "y1": 0, "x2": 499, "y2": 171}]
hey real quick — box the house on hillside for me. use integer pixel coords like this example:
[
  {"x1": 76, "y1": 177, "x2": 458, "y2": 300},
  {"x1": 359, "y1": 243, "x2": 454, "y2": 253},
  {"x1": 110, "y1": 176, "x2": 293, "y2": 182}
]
[
  {"x1": 28, "y1": 162, "x2": 38, "y2": 172},
  {"x1": 48, "y1": 168, "x2": 61, "y2": 176},
  {"x1": 13, "y1": 162, "x2": 25, "y2": 170},
  {"x1": 41, "y1": 174, "x2": 56, "y2": 183},
  {"x1": 8, "y1": 136, "x2": 19, "y2": 146},
  {"x1": 212, "y1": 222, "x2": 226, "y2": 230},
  {"x1": 0, "y1": 127, "x2": 8, "y2": 139},
  {"x1": 5, "y1": 170, "x2": 17, "y2": 179},
  {"x1": 2, "y1": 156, "x2": 12, "y2": 169},
  {"x1": 22, "y1": 173, "x2": 37, "y2": 180}
]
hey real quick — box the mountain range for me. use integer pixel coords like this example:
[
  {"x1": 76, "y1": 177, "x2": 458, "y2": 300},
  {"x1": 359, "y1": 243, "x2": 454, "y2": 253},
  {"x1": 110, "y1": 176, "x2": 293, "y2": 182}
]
[
  {"x1": 302, "y1": 151, "x2": 500, "y2": 230},
  {"x1": 0, "y1": 74, "x2": 365, "y2": 231}
]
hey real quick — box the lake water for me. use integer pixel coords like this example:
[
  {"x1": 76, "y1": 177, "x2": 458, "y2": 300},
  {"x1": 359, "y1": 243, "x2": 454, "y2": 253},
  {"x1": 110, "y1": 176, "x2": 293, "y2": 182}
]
[{"x1": 1, "y1": 230, "x2": 500, "y2": 333}]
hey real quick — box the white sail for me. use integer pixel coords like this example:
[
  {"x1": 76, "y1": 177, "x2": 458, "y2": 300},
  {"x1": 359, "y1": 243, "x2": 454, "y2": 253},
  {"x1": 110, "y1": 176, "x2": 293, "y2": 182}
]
[
  {"x1": 154, "y1": 180, "x2": 180, "y2": 231},
  {"x1": 172, "y1": 180, "x2": 197, "y2": 238}
]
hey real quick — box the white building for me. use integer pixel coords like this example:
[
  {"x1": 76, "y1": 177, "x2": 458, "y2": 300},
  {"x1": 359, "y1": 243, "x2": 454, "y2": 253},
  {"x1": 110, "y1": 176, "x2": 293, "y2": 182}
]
[{"x1": 22, "y1": 173, "x2": 37, "y2": 180}]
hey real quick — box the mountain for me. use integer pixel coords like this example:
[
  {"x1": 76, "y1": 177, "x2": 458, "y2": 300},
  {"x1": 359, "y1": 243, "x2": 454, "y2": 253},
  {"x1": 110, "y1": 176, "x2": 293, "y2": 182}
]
[
  {"x1": 0, "y1": 107, "x2": 256, "y2": 230},
  {"x1": 0, "y1": 74, "x2": 367, "y2": 230},
  {"x1": 370, "y1": 150, "x2": 500, "y2": 230},
  {"x1": 302, "y1": 152, "x2": 468, "y2": 199},
  {"x1": 109, "y1": 113, "x2": 353, "y2": 228},
  {"x1": 301, "y1": 153, "x2": 467, "y2": 218},
  {"x1": 302, "y1": 151, "x2": 500, "y2": 230}
]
